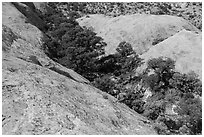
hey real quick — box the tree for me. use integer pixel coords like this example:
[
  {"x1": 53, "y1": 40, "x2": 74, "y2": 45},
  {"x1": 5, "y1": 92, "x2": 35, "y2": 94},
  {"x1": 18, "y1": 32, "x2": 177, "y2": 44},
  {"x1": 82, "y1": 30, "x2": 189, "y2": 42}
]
[
  {"x1": 169, "y1": 72, "x2": 202, "y2": 96},
  {"x1": 116, "y1": 41, "x2": 134, "y2": 56},
  {"x1": 93, "y1": 42, "x2": 144, "y2": 113},
  {"x1": 177, "y1": 95, "x2": 202, "y2": 134},
  {"x1": 142, "y1": 57, "x2": 202, "y2": 134},
  {"x1": 143, "y1": 57, "x2": 175, "y2": 92},
  {"x1": 42, "y1": 4, "x2": 107, "y2": 81}
]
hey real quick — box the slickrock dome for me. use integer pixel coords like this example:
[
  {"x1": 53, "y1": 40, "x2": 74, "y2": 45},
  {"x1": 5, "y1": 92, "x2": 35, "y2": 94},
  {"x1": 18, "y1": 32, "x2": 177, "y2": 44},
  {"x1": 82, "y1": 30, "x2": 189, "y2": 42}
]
[{"x1": 2, "y1": 2, "x2": 156, "y2": 135}]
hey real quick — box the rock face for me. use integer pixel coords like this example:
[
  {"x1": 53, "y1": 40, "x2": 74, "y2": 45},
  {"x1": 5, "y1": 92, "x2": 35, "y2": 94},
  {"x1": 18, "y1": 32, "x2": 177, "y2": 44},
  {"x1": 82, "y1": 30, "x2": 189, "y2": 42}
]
[
  {"x1": 11, "y1": 2, "x2": 47, "y2": 31},
  {"x1": 2, "y1": 2, "x2": 157, "y2": 135},
  {"x1": 77, "y1": 14, "x2": 200, "y2": 54},
  {"x1": 139, "y1": 30, "x2": 202, "y2": 80},
  {"x1": 77, "y1": 14, "x2": 201, "y2": 80}
]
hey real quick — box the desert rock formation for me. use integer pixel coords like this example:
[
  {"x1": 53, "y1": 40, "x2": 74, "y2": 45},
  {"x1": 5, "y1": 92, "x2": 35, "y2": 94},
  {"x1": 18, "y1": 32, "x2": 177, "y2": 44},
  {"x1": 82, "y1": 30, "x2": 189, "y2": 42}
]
[
  {"x1": 140, "y1": 29, "x2": 202, "y2": 80},
  {"x1": 77, "y1": 14, "x2": 201, "y2": 80},
  {"x1": 2, "y1": 2, "x2": 156, "y2": 135},
  {"x1": 77, "y1": 14, "x2": 199, "y2": 54}
]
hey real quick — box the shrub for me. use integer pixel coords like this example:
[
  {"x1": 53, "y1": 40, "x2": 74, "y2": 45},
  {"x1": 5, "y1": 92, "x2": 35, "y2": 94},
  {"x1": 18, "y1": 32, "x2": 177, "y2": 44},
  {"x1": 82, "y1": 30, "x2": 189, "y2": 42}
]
[
  {"x1": 131, "y1": 99, "x2": 145, "y2": 113},
  {"x1": 177, "y1": 95, "x2": 202, "y2": 134},
  {"x1": 93, "y1": 75, "x2": 116, "y2": 96},
  {"x1": 169, "y1": 72, "x2": 202, "y2": 96},
  {"x1": 143, "y1": 98, "x2": 165, "y2": 120},
  {"x1": 144, "y1": 57, "x2": 175, "y2": 92}
]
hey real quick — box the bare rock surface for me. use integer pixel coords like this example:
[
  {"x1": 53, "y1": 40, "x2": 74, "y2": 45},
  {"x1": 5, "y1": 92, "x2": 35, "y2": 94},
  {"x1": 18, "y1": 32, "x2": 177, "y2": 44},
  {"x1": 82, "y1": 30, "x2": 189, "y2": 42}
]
[
  {"x1": 77, "y1": 14, "x2": 200, "y2": 54},
  {"x1": 77, "y1": 14, "x2": 201, "y2": 80},
  {"x1": 2, "y1": 2, "x2": 156, "y2": 135},
  {"x1": 139, "y1": 29, "x2": 202, "y2": 80},
  {"x1": 2, "y1": 55, "x2": 156, "y2": 135}
]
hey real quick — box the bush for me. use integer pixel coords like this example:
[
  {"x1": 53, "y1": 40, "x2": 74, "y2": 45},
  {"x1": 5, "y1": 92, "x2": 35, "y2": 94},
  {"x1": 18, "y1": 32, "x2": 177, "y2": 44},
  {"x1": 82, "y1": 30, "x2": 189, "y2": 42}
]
[
  {"x1": 93, "y1": 75, "x2": 116, "y2": 95},
  {"x1": 131, "y1": 99, "x2": 145, "y2": 113},
  {"x1": 169, "y1": 72, "x2": 202, "y2": 96},
  {"x1": 141, "y1": 57, "x2": 202, "y2": 134},
  {"x1": 143, "y1": 97, "x2": 165, "y2": 120},
  {"x1": 144, "y1": 57, "x2": 175, "y2": 92},
  {"x1": 177, "y1": 95, "x2": 202, "y2": 134}
]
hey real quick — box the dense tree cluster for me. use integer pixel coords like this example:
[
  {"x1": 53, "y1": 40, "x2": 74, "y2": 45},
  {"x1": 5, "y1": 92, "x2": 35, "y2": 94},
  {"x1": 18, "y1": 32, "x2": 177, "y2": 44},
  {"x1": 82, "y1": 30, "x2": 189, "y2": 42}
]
[
  {"x1": 40, "y1": 3, "x2": 202, "y2": 135},
  {"x1": 41, "y1": 3, "x2": 106, "y2": 80},
  {"x1": 142, "y1": 57, "x2": 202, "y2": 135}
]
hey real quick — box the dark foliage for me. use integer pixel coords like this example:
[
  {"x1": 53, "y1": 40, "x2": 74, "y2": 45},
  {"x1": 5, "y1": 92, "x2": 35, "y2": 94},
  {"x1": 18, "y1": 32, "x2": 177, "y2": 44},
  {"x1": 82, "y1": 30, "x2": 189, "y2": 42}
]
[
  {"x1": 143, "y1": 57, "x2": 175, "y2": 92},
  {"x1": 40, "y1": 3, "x2": 202, "y2": 135},
  {"x1": 169, "y1": 72, "x2": 202, "y2": 96},
  {"x1": 142, "y1": 57, "x2": 202, "y2": 134},
  {"x1": 93, "y1": 41, "x2": 145, "y2": 113},
  {"x1": 41, "y1": 4, "x2": 106, "y2": 81},
  {"x1": 177, "y1": 95, "x2": 202, "y2": 134}
]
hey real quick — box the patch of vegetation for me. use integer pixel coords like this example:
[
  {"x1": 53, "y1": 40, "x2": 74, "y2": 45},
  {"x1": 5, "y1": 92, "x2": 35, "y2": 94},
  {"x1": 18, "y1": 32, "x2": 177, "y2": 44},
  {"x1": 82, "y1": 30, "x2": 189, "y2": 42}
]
[
  {"x1": 141, "y1": 57, "x2": 202, "y2": 135},
  {"x1": 57, "y1": 2, "x2": 202, "y2": 30},
  {"x1": 40, "y1": 3, "x2": 106, "y2": 81},
  {"x1": 40, "y1": 3, "x2": 202, "y2": 135}
]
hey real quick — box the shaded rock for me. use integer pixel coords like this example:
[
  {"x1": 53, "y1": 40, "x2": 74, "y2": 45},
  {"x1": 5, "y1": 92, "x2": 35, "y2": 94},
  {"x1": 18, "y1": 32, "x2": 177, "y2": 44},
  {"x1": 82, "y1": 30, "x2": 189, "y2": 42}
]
[
  {"x1": 11, "y1": 2, "x2": 46, "y2": 31},
  {"x1": 21, "y1": 2, "x2": 36, "y2": 11}
]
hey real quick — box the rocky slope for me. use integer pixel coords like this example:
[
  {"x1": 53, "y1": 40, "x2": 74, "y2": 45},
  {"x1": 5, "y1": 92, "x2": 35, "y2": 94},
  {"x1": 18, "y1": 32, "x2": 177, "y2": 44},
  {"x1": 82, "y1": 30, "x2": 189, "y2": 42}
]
[
  {"x1": 77, "y1": 14, "x2": 202, "y2": 80},
  {"x1": 77, "y1": 14, "x2": 199, "y2": 55},
  {"x1": 2, "y1": 2, "x2": 156, "y2": 135},
  {"x1": 139, "y1": 29, "x2": 202, "y2": 80}
]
